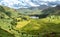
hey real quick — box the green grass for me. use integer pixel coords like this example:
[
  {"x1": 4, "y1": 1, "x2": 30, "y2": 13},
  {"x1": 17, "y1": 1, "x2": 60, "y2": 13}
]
[
  {"x1": 0, "y1": 5, "x2": 60, "y2": 37},
  {"x1": 18, "y1": 15, "x2": 60, "y2": 37}
]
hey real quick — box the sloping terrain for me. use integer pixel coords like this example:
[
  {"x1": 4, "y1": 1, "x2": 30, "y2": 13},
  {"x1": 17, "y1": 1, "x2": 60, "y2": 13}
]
[
  {"x1": 42, "y1": 5, "x2": 60, "y2": 15},
  {"x1": 0, "y1": 5, "x2": 60, "y2": 37}
]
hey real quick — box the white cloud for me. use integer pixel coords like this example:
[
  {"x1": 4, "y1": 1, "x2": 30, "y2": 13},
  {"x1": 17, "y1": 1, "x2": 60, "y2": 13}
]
[
  {"x1": 52, "y1": 5, "x2": 57, "y2": 7},
  {"x1": 24, "y1": 0, "x2": 40, "y2": 7},
  {"x1": 28, "y1": 2, "x2": 40, "y2": 7},
  {"x1": 40, "y1": 0, "x2": 58, "y2": 2},
  {"x1": 0, "y1": 0, "x2": 21, "y2": 8},
  {"x1": 0, "y1": 0, "x2": 60, "y2": 9},
  {"x1": 40, "y1": 2, "x2": 48, "y2": 5}
]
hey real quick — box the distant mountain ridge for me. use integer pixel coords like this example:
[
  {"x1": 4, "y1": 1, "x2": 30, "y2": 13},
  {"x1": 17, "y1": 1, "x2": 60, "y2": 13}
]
[
  {"x1": 42, "y1": 5, "x2": 60, "y2": 15},
  {"x1": 16, "y1": 5, "x2": 60, "y2": 16},
  {"x1": 17, "y1": 5, "x2": 50, "y2": 10}
]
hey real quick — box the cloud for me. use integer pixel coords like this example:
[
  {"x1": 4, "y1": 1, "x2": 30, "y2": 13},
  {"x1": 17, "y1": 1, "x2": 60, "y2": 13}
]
[
  {"x1": 25, "y1": 0, "x2": 39, "y2": 7},
  {"x1": 0, "y1": 0, "x2": 60, "y2": 9},
  {"x1": 40, "y1": 0, "x2": 60, "y2": 2},
  {"x1": 0, "y1": 0, "x2": 21, "y2": 8}
]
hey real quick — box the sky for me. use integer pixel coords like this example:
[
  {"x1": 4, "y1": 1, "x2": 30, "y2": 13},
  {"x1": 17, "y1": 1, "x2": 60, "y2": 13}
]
[{"x1": 0, "y1": 0, "x2": 60, "y2": 9}]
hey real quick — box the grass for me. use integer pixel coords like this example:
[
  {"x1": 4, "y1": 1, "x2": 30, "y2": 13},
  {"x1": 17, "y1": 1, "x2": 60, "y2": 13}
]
[{"x1": 0, "y1": 5, "x2": 60, "y2": 37}]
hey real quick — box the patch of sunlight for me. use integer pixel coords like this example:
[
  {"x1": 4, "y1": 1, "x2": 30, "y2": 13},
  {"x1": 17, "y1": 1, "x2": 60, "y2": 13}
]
[
  {"x1": 33, "y1": 26, "x2": 40, "y2": 30},
  {"x1": 16, "y1": 20, "x2": 31, "y2": 29}
]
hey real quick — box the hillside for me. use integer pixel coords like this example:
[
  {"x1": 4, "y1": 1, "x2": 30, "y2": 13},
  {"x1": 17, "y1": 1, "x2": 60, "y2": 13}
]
[
  {"x1": 0, "y1": 5, "x2": 60, "y2": 37},
  {"x1": 42, "y1": 5, "x2": 60, "y2": 15}
]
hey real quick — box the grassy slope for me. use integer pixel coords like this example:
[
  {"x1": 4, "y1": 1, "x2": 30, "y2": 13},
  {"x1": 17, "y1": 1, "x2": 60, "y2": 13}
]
[
  {"x1": 16, "y1": 6, "x2": 60, "y2": 37},
  {"x1": 0, "y1": 5, "x2": 60, "y2": 37},
  {"x1": 0, "y1": 5, "x2": 19, "y2": 37}
]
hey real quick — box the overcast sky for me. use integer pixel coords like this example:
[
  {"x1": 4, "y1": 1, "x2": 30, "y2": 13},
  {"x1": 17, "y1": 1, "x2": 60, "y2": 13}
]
[{"x1": 0, "y1": 0, "x2": 60, "y2": 9}]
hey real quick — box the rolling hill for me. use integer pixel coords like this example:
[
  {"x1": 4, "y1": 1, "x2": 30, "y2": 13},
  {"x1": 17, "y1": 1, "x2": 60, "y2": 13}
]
[{"x1": 0, "y1": 5, "x2": 60, "y2": 37}]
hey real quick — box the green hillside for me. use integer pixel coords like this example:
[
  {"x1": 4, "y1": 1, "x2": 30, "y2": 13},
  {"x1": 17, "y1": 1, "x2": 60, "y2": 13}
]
[
  {"x1": 16, "y1": 8, "x2": 42, "y2": 15},
  {"x1": 0, "y1": 5, "x2": 20, "y2": 37},
  {"x1": 42, "y1": 5, "x2": 60, "y2": 15},
  {"x1": 0, "y1": 5, "x2": 60, "y2": 37}
]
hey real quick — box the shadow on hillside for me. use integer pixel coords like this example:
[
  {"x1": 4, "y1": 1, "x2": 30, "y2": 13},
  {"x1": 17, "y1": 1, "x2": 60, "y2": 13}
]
[
  {"x1": 0, "y1": 28, "x2": 14, "y2": 37},
  {"x1": 0, "y1": 6, "x2": 12, "y2": 18},
  {"x1": 42, "y1": 23, "x2": 60, "y2": 37},
  {"x1": 0, "y1": 6, "x2": 5, "y2": 12}
]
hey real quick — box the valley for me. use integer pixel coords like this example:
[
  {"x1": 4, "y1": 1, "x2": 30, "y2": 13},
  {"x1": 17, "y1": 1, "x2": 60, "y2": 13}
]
[{"x1": 0, "y1": 5, "x2": 60, "y2": 37}]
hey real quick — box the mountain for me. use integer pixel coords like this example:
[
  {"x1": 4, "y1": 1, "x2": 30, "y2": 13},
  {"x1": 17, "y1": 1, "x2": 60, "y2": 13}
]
[
  {"x1": 16, "y1": 5, "x2": 50, "y2": 15},
  {"x1": 27, "y1": 5, "x2": 50, "y2": 10},
  {"x1": 0, "y1": 5, "x2": 20, "y2": 19},
  {"x1": 42, "y1": 5, "x2": 60, "y2": 15},
  {"x1": 16, "y1": 5, "x2": 60, "y2": 16},
  {"x1": 0, "y1": 5, "x2": 18, "y2": 37},
  {"x1": 0, "y1": 0, "x2": 60, "y2": 9}
]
